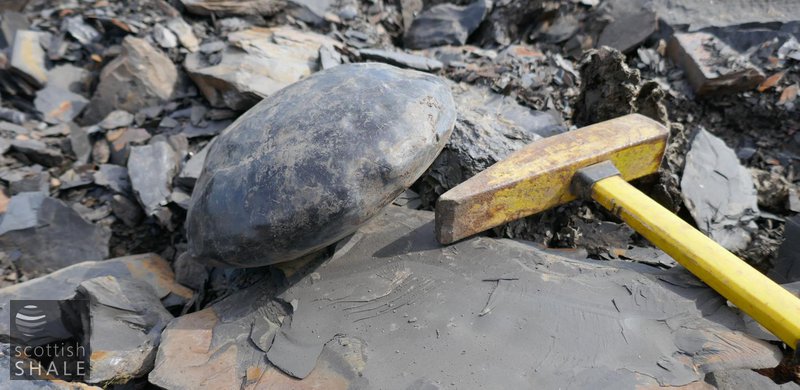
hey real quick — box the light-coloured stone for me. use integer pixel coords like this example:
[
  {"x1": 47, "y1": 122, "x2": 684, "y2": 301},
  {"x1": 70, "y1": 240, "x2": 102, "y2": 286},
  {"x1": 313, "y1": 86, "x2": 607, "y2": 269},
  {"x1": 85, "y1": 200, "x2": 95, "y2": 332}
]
[
  {"x1": 83, "y1": 36, "x2": 177, "y2": 124},
  {"x1": 10, "y1": 29, "x2": 47, "y2": 87},
  {"x1": 185, "y1": 26, "x2": 341, "y2": 110},
  {"x1": 166, "y1": 17, "x2": 199, "y2": 52}
]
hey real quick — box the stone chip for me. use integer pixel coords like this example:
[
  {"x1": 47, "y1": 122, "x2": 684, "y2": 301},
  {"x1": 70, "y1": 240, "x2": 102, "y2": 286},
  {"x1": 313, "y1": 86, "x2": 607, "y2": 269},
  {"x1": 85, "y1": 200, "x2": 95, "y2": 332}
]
[
  {"x1": 185, "y1": 26, "x2": 341, "y2": 111},
  {"x1": 360, "y1": 48, "x2": 443, "y2": 72},
  {"x1": 180, "y1": 0, "x2": 286, "y2": 16},
  {"x1": 83, "y1": 36, "x2": 177, "y2": 124},
  {"x1": 9, "y1": 29, "x2": 47, "y2": 87},
  {"x1": 76, "y1": 276, "x2": 174, "y2": 384},
  {"x1": 404, "y1": 0, "x2": 489, "y2": 49},
  {"x1": 667, "y1": 32, "x2": 765, "y2": 96},
  {"x1": 0, "y1": 192, "x2": 110, "y2": 274},
  {"x1": 128, "y1": 141, "x2": 178, "y2": 216},
  {"x1": 681, "y1": 128, "x2": 759, "y2": 252}
]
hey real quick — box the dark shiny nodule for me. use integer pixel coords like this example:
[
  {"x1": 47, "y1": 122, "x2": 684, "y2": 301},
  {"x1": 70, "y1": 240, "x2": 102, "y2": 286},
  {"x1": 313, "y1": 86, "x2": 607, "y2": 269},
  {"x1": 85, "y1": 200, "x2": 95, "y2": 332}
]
[{"x1": 186, "y1": 63, "x2": 456, "y2": 267}]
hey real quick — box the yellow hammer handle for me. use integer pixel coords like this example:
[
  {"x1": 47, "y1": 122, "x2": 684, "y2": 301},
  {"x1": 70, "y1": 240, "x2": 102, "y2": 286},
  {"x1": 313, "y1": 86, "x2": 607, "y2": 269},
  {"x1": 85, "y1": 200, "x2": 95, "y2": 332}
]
[{"x1": 592, "y1": 175, "x2": 800, "y2": 347}]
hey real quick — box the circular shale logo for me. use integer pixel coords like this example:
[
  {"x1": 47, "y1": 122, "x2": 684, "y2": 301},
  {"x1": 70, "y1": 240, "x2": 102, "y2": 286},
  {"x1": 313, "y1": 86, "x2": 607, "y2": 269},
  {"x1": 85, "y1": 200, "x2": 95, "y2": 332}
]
[{"x1": 14, "y1": 304, "x2": 48, "y2": 337}]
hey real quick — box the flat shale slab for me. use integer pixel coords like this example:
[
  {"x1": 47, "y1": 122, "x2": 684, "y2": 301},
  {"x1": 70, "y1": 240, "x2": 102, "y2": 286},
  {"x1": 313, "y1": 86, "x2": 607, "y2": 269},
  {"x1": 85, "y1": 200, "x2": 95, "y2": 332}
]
[{"x1": 153, "y1": 207, "x2": 781, "y2": 389}]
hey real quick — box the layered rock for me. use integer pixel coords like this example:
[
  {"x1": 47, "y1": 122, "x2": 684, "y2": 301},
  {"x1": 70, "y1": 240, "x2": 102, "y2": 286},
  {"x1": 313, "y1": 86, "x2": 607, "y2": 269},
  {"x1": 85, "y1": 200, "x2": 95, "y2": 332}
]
[
  {"x1": 154, "y1": 207, "x2": 782, "y2": 388},
  {"x1": 185, "y1": 26, "x2": 341, "y2": 111},
  {"x1": 0, "y1": 192, "x2": 110, "y2": 274}
]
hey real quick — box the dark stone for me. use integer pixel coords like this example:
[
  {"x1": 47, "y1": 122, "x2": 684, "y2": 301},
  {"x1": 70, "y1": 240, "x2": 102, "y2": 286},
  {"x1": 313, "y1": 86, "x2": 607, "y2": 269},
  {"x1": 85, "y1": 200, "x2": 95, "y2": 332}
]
[
  {"x1": 199, "y1": 40, "x2": 225, "y2": 53},
  {"x1": 75, "y1": 276, "x2": 174, "y2": 384},
  {"x1": 769, "y1": 215, "x2": 800, "y2": 284},
  {"x1": 93, "y1": 164, "x2": 131, "y2": 194},
  {"x1": 472, "y1": 0, "x2": 545, "y2": 46},
  {"x1": 189, "y1": 104, "x2": 207, "y2": 125},
  {"x1": 573, "y1": 220, "x2": 635, "y2": 259},
  {"x1": 0, "y1": 11, "x2": 28, "y2": 48},
  {"x1": 110, "y1": 194, "x2": 142, "y2": 227},
  {"x1": 0, "y1": 108, "x2": 26, "y2": 125},
  {"x1": 0, "y1": 120, "x2": 28, "y2": 135},
  {"x1": 58, "y1": 168, "x2": 93, "y2": 190},
  {"x1": 62, "y1": 15, "x2": 99, "y2": 45},
  {"x1": 68, "y1": 125, "x2": 91, "y2": 163},
  {"x1": 286, "y1": 0, "x2": 334, "y2": 25},
  {"x1": 393, "y1": 188, "x2": 422, "y2": 209},
  {"x1": 360, "y1": 48, "x2": 443, "y2": 72},
  {"x1": 574, "y1": 47, "x2": 668, "y2": 126},
  {"x1": 2, "y1": 165, "x2": 48, "y2": 195},
  {"x1": 0, "y1": 253, "x2": 192, "y2": 343},
  {"x1": 539, "y1": 14, "x2": 579, "y2": 44},
  {"x1": 750, "y1": 168, "x2": 790, "y2": 211},
  {"x1": 176, "y1": 142, "x2": 210, "y2": 189},
  {"x1": 187, "y1": 63, "x2": 456, "y2": 267},
  {"x1": 206, "y1": 108, "x2": 236, "y2": 120},
  {"x1": 9, "y1": 139, "x2": 64, "y2": 167},
  {"x1": 705, "y1": 369, "x2": 798, "y2": 389},
  {"x1": 180, "y1": 0, "x2": 286, "y2": 16},
  {"x1": 414, "y1": 83, "x2": 565, "y2": 206},
  {"x1": 173, "y1": 252, "x2": 207, "y2": 291},
  {"x1": 128, "y1": 141, "x2": 178, "y2": 216},
  {"x1": 181, "y1": 119, "x2": 231, "y2": 138},
  {"x1": 158, "y1": 116, "x2": 179, "y2": 128},
  {"x1": 403, "y1": 0, "x2": 489, "y2": 49},
  {"x1": 681, "y1": 128, "x2": 759, "y2": 252},
  {"x1": 667, "y1": 31, "x2": 765, "y2": 96},
  {"x1": 597, "y1": 9, "x2": 657, "y2": 53},
  {"x1": 10, "y1": 172, "x2": 48, "y2": 194},
  {"x1": 71, "y1": 203, "x2": 111, "y2": 223},
  {"x1": 0, "y1": 192, "x2": 110, "y2": 274}
]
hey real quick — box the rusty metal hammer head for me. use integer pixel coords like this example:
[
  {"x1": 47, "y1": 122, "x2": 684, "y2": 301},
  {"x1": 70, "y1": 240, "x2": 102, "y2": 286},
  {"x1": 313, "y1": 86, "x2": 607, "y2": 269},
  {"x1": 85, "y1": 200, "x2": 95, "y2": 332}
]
[{"x1": 435, "y1": 114, "x2": 669, "y2": 244}]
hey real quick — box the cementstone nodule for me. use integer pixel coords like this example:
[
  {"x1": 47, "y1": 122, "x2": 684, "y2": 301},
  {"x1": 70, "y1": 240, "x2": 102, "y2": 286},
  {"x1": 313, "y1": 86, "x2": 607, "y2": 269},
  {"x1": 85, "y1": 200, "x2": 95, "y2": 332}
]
[{"x1": 186, "y1": 63, "x2": 457, "y2": 267}]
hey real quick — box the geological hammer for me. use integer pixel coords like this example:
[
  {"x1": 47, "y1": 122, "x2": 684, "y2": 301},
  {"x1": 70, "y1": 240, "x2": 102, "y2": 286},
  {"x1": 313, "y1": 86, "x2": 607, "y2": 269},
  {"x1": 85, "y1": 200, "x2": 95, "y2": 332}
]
[{"x1": 435, "y1": 114, "x2": 800, "y2": 348}]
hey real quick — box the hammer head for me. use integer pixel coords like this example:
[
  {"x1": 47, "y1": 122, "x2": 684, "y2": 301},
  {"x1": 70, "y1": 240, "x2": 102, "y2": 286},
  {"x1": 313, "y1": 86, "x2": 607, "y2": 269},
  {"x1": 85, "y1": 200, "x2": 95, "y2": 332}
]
[{"x1": 435, "y1": 114, "x2": 669, "y2": 244}]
